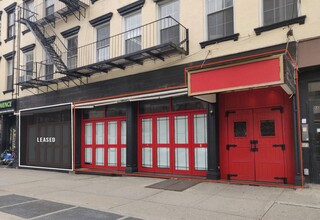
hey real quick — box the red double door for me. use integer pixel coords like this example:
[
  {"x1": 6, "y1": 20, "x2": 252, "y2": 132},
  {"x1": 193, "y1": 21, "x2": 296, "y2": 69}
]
[{"x1": 227, "y1": 108, "x2": 287, "y2": 183}]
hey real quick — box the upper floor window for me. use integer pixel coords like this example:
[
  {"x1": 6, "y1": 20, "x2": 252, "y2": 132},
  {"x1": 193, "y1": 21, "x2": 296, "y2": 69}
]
[
  {"x1": 125, "y1": 12, "x2": 141, "y2": 54},
  {"x1": 7, "y1": 11, "x2": 15, "y2": 38},
  {"x1": 207, "y1": 0, "x2": 234, "y2": 40},
  {"x1": 0, "y1": 13, "x2": 2, "y2": 41},
  {"x1": 24, "y1": 0, "x2": 35, "y2": 21},
  {"x1": 23, "y1": 51, "x2": 34, "y2": 82},
  {"x1": 7, "y1": 59, "x2": 13, "y2": 91},
  {"x1": 67, "y1": 35, "x2": 78, "y2": 69},
  {"x1": 44, "y1": 52, "x2": 54, "y2": 80},
  {"x1": 159, "y1": 0, "x2": 180, "y2": 45},
  {"x1": 263, "y1": 0, "x2": 298, "y2": 26},
  {"x1": 96, "y1": 24, "x2": 110, "y2": 62},
  {"x1": 45, "y1": 0, "x2": 54, "y2": 17}
]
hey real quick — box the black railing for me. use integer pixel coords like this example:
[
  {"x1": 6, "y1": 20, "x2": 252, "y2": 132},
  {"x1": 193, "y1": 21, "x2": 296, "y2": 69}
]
[
  {"x1": 17, "y1": 16, "x2": 189, "y2": 88},
  {"x1": 59, "y1": 16, "x2": 189, "y2": 70}
]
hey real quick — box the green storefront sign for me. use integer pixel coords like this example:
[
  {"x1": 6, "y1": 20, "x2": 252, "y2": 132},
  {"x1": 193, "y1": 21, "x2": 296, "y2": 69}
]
[
  {"x1": 0, "y1": 101, "x2": 12, "y2": 109},
  {"x1": 0, "y1": 100, "x2": 16, "y2": 114}
]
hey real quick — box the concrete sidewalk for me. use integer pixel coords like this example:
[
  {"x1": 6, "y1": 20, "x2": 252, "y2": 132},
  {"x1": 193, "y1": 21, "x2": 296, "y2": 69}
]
[{"x1": 0, "y1": 168, "x2": 319, "y2": 220}]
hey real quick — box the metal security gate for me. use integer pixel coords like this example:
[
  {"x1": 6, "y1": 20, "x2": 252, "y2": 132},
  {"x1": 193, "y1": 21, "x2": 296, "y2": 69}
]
[
  {"x1": 138, "y1": 110, "x2": 207, "y2": 176},
  {"x1": 82, "y1": 117, "x2": 126, "y2": 170},
  {"x1": 226, "y1": 107, "x2": 287, "y2": 183}
]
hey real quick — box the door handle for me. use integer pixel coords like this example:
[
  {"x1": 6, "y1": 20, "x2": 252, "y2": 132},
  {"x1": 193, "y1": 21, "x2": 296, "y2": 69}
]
[
  {"x1": 272, "y1": 144, "x2": 285, "y2": 151},
  {"x1": 250, "y1": 140, "x2": 258, "y2": 152},
  {"x1": 226, "y1": 144, "x2": 237, "y2": 150}
]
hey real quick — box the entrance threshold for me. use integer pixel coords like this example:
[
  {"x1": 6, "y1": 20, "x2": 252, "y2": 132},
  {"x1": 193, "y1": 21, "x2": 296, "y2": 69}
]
[{"x1": 74, "y1": 168, "x2": 302, "y2": 189}]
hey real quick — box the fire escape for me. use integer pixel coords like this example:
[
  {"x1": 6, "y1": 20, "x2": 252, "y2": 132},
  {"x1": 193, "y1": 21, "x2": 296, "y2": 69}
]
[{"x1": 17, "y1": 0, "x2": 189, "y2": 92}]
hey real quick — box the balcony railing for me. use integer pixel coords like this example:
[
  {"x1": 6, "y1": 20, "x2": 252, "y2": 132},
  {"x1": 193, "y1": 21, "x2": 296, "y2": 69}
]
[
  {"x1": 60, "y1": 16, "x2": 189, "y2": 74},
  {"x1": 17, "y1": 16, "x2": 189, "y2": 90}
]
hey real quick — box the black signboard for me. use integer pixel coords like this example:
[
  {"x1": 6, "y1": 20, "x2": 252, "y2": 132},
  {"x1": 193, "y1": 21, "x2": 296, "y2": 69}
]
[
  {"x1": 20, "y1": 104, "x2": 72, "y2": 169},
  {"x1": 0, "y1": 99, "x2": 16, "y2": 114}
]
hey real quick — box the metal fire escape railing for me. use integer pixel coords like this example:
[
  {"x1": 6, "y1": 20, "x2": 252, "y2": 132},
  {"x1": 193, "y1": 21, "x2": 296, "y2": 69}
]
[
  {"x1": 17, "y1": 15, "x2": 189, "y2": 91},
  {"x1": 35, "y1": 0, "x2": 90, "y2": 25},
  {"x1": 19, "y1": 10, "x2": 68, "y2": 73}
]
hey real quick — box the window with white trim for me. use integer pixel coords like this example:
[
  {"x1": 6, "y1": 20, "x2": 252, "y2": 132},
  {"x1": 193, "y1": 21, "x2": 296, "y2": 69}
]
[
  {"x1": 7, "y1": 59, "x2": 13, "y2": 91},
  {"x1": 45, "y1": 0, "x2": 54, "y2": 17},
  {"x1": 263, "y1": 0, "x2": 298, "y2": 26},
  {"x1": 125, "y1": 12, "x2": 141, "y2": 54},
  {"x1": 44, "y1": 52, "x2": 54, "y2": 80},
  {"x1": 7, "y1": 11, "x2": 15, "y2": 38},
  {"x1": 207, "y1": 0, "x2": 234, "y2": 40},
  {"x1": 159, "y1": 0, "x2": 180, "y2": 45},
  {"x1": 96, "y1": 24, "x2": 110, "y2": 62},
  {"x1": 67, "y1": 35, "x2": 78, "y2": 69},
  {"x1": 21, "y1": 51, "x2": 34, "y2": 82},
  {"x1": 24, "y1": 0, "x2": 35, "y2": 21}
]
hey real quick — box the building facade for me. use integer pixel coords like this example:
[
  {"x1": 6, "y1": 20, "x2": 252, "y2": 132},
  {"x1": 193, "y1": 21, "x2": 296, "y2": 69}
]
[{"x1": 0, "y1": 0, "x2": 319, "y2": 186}]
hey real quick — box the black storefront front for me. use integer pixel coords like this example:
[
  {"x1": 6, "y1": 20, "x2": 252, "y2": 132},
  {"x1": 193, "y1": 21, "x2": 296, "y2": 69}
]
[
  {"x1": 0, "y1": 99, "x2": 17, "y2": 153},
  {"x1": 19, "y1": 104, "x2": 73, "y2": 170},
  {"x1": 298, "y1": 37, "x2": 320, "y2": 183}
]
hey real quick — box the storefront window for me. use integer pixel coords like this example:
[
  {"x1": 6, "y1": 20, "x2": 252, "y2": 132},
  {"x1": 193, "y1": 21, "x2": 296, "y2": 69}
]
[
  {"x1": 308, "y1": 81, "x2": 320, "y2": 99},
  {"x1": 83, "y1": 106, "x2": 105, "y2": 119},
  {"x1": 106, "y1": 103, "x2": 126, "y2": 117},
  {"x1": 139, "y1": 99, "x2": 170, "y2": 114},
  {"x1": 172, "y1": 96, "x2": 206, "y2": 111}
]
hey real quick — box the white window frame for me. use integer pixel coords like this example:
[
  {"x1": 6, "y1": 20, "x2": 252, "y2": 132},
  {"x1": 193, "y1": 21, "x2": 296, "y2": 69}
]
[
  {"x1": 260, "y1": 0, "x2": 300, "y2": 26},
  {"x1": 205, "y1": 0, "x2": 235, "y2": 41},
  {"x1": 25, "y1": 0, "x2": 35, "y2": 21},
  {"x1": 66, "y1": 35, "x2": 78, "y2": 69},
  {"x1": 123, "y1": 11, "x2": 142, "y2": 54},
  {"x1": 7, "y1": 59, "x2": 14, "y2": 91},
  {"x1": 95, "y1": 23, "x2": 110, "y2": 62},
  {"x1": 45, "y1": 0, "x2": 55, "y2": 17},
  {"x1": 7, "y1": 11, "x2": 15, "y2": 39},
  {"x1": 43, "y1": 50, "x2": 54, "y2": 80},
  {"x1": 23, "y1": 51, "x2": 34, "y2": 82},
  {"x1": 158, "y1": 0, "x2": 180, "y2": 45}
]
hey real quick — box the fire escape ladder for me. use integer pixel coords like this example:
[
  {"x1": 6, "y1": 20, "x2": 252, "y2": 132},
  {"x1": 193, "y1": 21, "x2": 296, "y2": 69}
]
[
  {"x1": 21, "y1": 18, "x2": 68, "y2": 73},
  {"x1": 58, "y1": 0, "x2": 87, "y2": 20}
]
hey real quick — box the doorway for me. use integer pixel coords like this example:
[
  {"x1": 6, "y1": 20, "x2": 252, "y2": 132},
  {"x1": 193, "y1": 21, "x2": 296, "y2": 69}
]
[{"x1": 226, "y1": 107, "x2": 287, "y2": 183}]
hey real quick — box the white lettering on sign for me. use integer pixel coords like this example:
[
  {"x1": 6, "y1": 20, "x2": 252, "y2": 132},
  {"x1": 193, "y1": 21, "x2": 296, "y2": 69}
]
[{"x1": 36, "y1": 137, "x2": 56, "y2": 143}]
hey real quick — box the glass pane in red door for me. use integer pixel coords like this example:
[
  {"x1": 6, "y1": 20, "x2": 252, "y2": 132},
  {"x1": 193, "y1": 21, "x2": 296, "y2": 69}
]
[
  {"x1": 85, "y1": 123, "x2": 92, "y2": 144},
  {"x1": 175, "y1": 148, "x2": 189, "y2": 170},
  {"x1": 142, "y1": 119, "x2": 152, "y2": 144},
  {"x1": 157, "y1": 117, "x2": 169, "y2": 144},
  {"x1": 96, "y1": 122, "x2": 104, "y2": 144},
  {"x1": 175, "y1": 116, "x2": 188, "y2": 144}
]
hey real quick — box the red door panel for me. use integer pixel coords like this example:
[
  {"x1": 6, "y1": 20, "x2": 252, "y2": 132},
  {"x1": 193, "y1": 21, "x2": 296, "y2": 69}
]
[
  {"x1": 253, "y1": 108, "x2": 285, "y2": 183},
  {"x1": 138, "y1": 110, "x2": 207, "y2": 176},
  {"x1": 227, "y1": 110, "x2": 255, "y2": 181}
]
